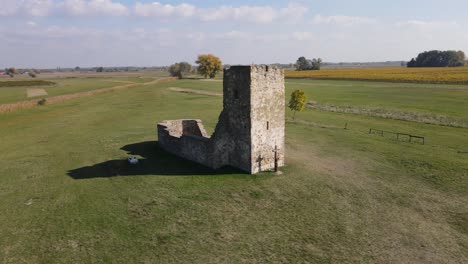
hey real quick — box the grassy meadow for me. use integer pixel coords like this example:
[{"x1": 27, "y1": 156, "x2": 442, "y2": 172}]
[{"x1": 0, "y1": 72, "x2": 467, "y2": 263}]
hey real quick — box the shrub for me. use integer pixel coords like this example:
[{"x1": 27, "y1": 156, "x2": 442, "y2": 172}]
[{"x1": 37, "y1": 98, "x2": 47, "y2": 106}]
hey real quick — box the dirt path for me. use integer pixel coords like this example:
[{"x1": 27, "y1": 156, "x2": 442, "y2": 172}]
[
  {"x1": 168, "y1": 87, "x2": 222, "y2": 97},
  {"x1": 0, "y1": 77, "x2": 176, "y2": 114}
]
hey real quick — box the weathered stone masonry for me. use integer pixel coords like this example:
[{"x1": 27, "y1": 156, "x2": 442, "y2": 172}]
[{"x1": 157, "y1": 65, "x2": 285, "y2": 174}]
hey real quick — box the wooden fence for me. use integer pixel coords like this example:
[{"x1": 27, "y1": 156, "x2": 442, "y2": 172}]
[{"x1": 369, "y1": 128, "x2": 425, "y2": 145}]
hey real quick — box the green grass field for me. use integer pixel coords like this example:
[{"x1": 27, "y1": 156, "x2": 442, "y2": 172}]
[{"x1": 0, "y1": 75, "x2": 467, "y2": 263}]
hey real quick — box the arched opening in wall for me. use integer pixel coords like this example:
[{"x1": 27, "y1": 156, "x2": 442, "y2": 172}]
[{"x1": 267, "y1": 121, "x2": 269, "y2": 130}]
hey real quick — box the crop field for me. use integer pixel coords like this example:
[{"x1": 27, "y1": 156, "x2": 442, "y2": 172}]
[
  {"x1": 285, "y1": 67, "x2": 468, "y2": 84},
  {"x1": 0, "y1": 74, "x2": 467, "y2": 263},
  {"x1": 0, "y1": 80, "x2": 56, "y2": 87}
]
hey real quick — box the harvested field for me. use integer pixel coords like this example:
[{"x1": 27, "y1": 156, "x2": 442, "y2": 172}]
[
  {"x1": 27, "y1": 88, "x2": 48, "y2": 98},
  {"x1": 285, "y1": 67, "x2": 468, "y2": 84}
]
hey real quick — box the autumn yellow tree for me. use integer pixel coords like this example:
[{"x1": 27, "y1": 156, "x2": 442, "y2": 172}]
[
  {"x1": 195, "y1": 54, "x2": 222, "y2": 78},
  {"x1": 288, "y1": 90, "x2": 307, "y2": 120}
]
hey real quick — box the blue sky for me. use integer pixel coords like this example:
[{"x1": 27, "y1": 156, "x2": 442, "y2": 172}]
[{"x1": 1, "y1": 0, "x2": 467, "y2": 68}]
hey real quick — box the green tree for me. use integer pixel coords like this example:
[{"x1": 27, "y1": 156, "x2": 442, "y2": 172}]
[
  {"x1": 288, "y1": 90, "x2": 307, "y2": 120},
  {"x1": 168, "y1": 62, "x2": 192, "y2": 79},
  {"x1": 311, "y1": 58, "x2": 322, "y2": 70},
  {"x1": 295, "y1": 56, "x2": 310, "y2": 71},
  {"x1": 195, "y1": 54, "x2": 222, "y2": 78},
  {"x1": 96, "y1": 67, "x2": 104, "y2": 72},
  {"x1": 295, "y1": 57, "x2": 322, "y2": 71},
  {"x1": 407, "y1": 50, "x2": 466, "y2": 67}
]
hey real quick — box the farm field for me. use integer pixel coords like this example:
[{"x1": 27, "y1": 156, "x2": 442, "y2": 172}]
[
  {"x1": 285, "y1": 67, "x2": 468, "y2": 84},
  {"x1": 0, "y1": 74, "x2": 163, "y2": 105},
  {"x1": 0, "y1": 80, "x2": 56, "y2": 88},
  {"x1": 0, "y1": 75, "x2": 467, "y2": 262}
]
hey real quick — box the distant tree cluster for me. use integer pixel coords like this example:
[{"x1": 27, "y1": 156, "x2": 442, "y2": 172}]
[
  {"x1": 407, "y1": 50, "x2": 466, "y2": 67},
  {"x1": 168, "y1": 62, "x2": 192, "y2": 79},
  {"x1": 295, "y1": 57, "x2": 322, "y2": 71},
  {"x1": 5, "y1": 67, "x2": 17, "y2": 77},
  {"x1": 196, "y1": 54, "x2": 222, "y2": 78}
]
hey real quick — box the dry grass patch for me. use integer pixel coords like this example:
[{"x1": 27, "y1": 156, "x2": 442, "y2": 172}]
[
  {"x1": 285, "y1": 134, "x2": 468, "y2": 263},
  {"x1": 27, "y1": 88, "x2": 48, "y2": 98},
  {"x1": 307, "y1": 101, "x2": 468, "y2": 128}
]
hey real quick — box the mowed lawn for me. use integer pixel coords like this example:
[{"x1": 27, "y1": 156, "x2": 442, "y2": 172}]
[{"x1": 0, "y1": 77, "x2": 467, "y2": 263}]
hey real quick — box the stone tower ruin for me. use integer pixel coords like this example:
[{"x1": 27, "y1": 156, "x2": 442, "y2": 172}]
[{"x1": 157, "y1": 65, "x2": 285, "y2": 174}]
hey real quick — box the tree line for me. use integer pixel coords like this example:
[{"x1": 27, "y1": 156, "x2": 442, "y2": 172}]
[
  {"x1": 407, "y1": 50, "x2": 466, "y2": 67},
  {"x1": 295, "y1": 56, "x2": 322, "y2": 71},
  {"x1": 168, "y1": 54, "x2": 222, "y2": 79}
]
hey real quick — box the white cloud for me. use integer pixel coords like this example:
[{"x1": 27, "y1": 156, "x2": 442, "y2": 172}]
[
  {"x1": 97, "y1": 1, "x2": 309, "y2": 23},
  {"x1": 134, "y1": 2, "x2": 195, "y2": 17},
  {"x1": 0, "y1": 0, "x2": 54, "y2": 17},
  {"x1": 0, "y1": 0, "x2": 20, "y2": 16},
  {"x1": 0, "y1": 0, "x2": 128, "y2": 17},
  {"x1": 58, "y1": 0, "x2": 128, "y2": 16},
  {"x1": 292, "y1": 32, "x2": 314, "y2": 41},
  {"x1": 280, "y1": 3, "x2": 309, "y2": 21},
  {"x1": 0, "y1": 1, "x2": 308, "y2": 23},
  {"x1": 24, "y1": 0, "x2": 54, "y2": 16},
  {"x1": 197, "y1": 3, "x2": 308, "y2": 24},
  {"x1": 396, "y1": 20, "x2": 459, "y2": 30},
  {"x1": 215, "y1": 31, "x2": 250, "y2": 40},
  {"x1": 312, "y1": 15, "x2": 376, "y2": 26}
]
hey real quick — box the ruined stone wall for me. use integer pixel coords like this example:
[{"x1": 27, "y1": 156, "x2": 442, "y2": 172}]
[
  {"x1": 157, "y1": 65, "x2": 285, "y2": 174},
  {"x1": 157, "y1": 119, "x2": 211, "y2": 166}
]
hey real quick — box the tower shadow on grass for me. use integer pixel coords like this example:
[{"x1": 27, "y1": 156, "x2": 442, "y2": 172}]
[{"x1": 67, "y1": 141, "x2": 246, "y2": 179}]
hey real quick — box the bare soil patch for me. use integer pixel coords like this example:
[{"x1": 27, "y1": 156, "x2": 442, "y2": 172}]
[{"x1": 27, "y1": 88, "x2": 48, "y2": 98}]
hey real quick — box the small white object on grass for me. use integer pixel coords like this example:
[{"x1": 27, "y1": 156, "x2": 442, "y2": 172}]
[{"x1": 128, "y1": 157, "x2": 139, "y2": 165}]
